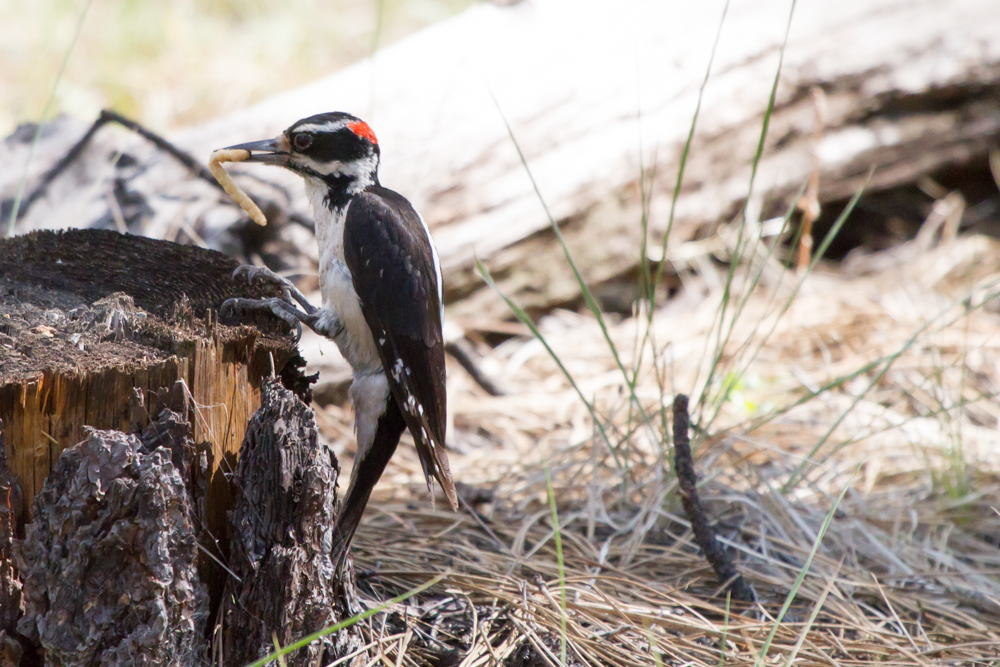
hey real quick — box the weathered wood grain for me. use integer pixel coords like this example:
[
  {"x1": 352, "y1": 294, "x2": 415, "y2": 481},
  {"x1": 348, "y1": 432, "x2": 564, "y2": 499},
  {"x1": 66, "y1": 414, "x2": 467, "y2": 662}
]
[{"x1": 0, "y1": 423, "x2": 24, "y2": 665}]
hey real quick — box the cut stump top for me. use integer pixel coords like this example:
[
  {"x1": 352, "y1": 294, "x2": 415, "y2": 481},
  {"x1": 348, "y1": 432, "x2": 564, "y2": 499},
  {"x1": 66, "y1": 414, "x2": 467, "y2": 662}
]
[{"x1": 0, "y1": 228, "x2": 299, "y2": 509}]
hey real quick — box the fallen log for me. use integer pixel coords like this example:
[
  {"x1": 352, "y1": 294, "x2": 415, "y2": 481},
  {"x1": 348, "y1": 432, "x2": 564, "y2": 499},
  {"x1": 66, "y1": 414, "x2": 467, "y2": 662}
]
[{"x1": 1, "y1": 0, "x2": 997, "y2": 325}]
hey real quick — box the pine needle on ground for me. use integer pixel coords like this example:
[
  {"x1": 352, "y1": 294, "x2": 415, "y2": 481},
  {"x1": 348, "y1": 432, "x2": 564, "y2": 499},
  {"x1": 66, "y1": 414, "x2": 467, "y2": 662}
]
[{"x1": 314, "y1": 234, "x2": 1000, "y2": 665}]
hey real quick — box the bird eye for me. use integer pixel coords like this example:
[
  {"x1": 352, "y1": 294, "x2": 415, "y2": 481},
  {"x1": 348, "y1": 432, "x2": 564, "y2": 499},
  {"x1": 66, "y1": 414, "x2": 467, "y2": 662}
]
[{"x1": 293, "y1": 133, "x2": 313, "y2": 150}]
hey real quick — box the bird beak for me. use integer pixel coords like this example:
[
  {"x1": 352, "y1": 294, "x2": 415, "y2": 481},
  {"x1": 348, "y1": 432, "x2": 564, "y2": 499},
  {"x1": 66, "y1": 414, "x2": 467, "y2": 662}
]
[{"x1": 223, "y1": 137, "x2": 290, "y2": 166}]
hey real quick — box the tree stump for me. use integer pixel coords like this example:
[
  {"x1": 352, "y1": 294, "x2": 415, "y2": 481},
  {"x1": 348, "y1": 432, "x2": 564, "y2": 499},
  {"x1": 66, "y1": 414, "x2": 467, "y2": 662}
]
[
  {"x1": 0, "y1": 427, "x2": 24, "y2": 667},
  {"x1": 0, "y1": 228, "x2": 297, "y2": 512},
  {"x1": 1, "y1": 230, "x2": 366, "y2": 664}
]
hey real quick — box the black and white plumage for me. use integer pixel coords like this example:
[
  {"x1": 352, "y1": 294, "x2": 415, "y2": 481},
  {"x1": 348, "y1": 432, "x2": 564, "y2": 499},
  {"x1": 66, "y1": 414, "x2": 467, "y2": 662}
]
[{"x1": 220, "y1": 112, "x2": 457, "y2": 562}]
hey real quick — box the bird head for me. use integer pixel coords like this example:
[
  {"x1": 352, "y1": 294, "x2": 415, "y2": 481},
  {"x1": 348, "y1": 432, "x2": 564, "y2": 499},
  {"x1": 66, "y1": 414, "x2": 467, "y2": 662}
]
[{"x1": 225, "y1": 112, "x2": 381, "y2": 190}]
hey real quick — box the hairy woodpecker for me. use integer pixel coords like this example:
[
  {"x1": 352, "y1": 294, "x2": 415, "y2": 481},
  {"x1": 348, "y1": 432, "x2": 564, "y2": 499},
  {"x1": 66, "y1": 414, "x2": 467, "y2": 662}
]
[{"x1": 220, "y1": 112, "x2": 458, "y2": 561}]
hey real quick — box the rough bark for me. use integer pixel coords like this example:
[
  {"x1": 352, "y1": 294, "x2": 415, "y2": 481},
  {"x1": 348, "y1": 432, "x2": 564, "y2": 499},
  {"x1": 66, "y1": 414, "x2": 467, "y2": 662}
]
[
  {"x1": 5, "y1": 374, "x2": 362, "y2": 666},
  {"x1": 219, "y1": 380, "x2": 364, "y2": 667},
  {"x1": 1, "y1": 0, "x2": 997, "y2": 323},
  {"x1": 15, "y1": 427, "x2": 209, "y2": 666}
]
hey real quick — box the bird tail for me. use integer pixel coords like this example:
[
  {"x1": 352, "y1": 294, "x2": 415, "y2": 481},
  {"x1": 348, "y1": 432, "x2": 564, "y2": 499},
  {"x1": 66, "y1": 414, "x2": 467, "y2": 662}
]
[{"x1": 412, "y1": 434, "x2": 458, "y2": 511}]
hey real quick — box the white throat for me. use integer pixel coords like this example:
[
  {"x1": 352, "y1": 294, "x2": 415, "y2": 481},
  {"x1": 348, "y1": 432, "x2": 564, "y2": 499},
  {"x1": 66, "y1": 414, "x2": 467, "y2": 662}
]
[
  {"x1": 304, "y1": 178, "x2": 349, "y2": 264},
  {"x1": 302, "y1": 175, "x2": 383, "y2": 375}
]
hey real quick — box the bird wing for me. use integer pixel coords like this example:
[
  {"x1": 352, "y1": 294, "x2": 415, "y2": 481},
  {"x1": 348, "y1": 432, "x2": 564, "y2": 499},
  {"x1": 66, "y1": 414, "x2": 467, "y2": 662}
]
[{"x1": 342, "y1": 186, "x2": 458, "y2": 510}]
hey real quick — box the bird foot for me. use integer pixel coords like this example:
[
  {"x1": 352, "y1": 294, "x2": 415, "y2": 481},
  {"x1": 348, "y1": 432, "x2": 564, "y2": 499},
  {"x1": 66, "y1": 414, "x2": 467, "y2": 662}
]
[
  {"x1": 231, "y1": 264, "x2": 316, "y2": 315},
  {"x1": 221, "y1": 290, "x2": 344, "y2": 342},
  {"x1": 233, "y1": 264, "x2": 292, "y2": 290},
  {"x1": 220, "y1": 296, "x2": 309, "y2": 341}
]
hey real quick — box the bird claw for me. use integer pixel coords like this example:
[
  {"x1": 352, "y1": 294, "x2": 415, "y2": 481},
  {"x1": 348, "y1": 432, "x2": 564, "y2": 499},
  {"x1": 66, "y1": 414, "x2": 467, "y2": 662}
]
[
  {"x1": 232, "y1": 265, "x2": 296, "y2": 301},
  {"x1": 220, "y1": 296, "x2": 306, "y2": 342},
  {"x1": 233, "y1": 264, "x2": 291, "y2": 289},
  {"x1": 232, "y1": 264, "x2": 317, "y2": 315},
  {"x1": 218, "y1": 297, "x2": 243, "y2": 322}
]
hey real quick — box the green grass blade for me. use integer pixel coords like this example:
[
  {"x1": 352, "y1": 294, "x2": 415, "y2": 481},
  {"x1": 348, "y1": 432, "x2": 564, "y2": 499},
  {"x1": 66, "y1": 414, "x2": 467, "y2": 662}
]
[
  {"x1": 645, "y1": 622, "x2": 664, "y2": 667},
  {"x1": 650, "y1": 0, "x2": 731, "y2": 304},
  {"x1": 694, "y1": 0, "x2": 798, "y2": 418},
  {"x1": 753, "y1": 468, "x2": 855, "y2": 667},
  {"x1": 545, "y1": 467, "x2": 568, "y2": 665},
  {"x1": 633, "y1": 0, "x2": 729, "y2": 454},
  {"x1": 698, "y1": 189, "x2": 801, "y2": 427},
  {"x1": 242, "y1": 573, "x2": 446, "y2": 667},
  {"x1": 371, "y1": 0, "x2": 386, "y2": 54},
  {"x1": 487, "y1": 88, "x2": 651, "y2": 431},
  {"x1": 717, "y1": 591, "x2": 731, "y2": 667},
  {"x1": 782, "y1": 556, "x2": 844, "y2": 667},
  {"x1": 476, "y1": 259, "x2": 623, "y2": 471},
  {"x1": 270, "y1": 634, "x2": 289, "y2": 667},
  {"x1": 701, "y1": 179, "x2": 863, "y2": 434},
  {"x1": 746, "y1": 283, "x2": 1000, "y2": 442},
  {"x1": 782, "y1": 275, "x2": 1000, "y2": 491}
]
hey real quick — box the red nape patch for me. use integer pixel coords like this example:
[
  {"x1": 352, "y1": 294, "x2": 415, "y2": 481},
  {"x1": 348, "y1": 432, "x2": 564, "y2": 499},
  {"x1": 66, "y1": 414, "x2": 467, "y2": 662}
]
[{"x1": 347, "y1": 120, "x2": 378, "y2": 145}]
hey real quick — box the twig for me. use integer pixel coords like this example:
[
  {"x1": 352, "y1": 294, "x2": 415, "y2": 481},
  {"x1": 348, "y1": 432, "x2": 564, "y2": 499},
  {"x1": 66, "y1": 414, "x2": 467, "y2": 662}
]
[
  {"x1": 795, "y1": 86, "x2": 826, "y2": 272},
  {"x1": 445, "y1": 338, "x2": 507, "y2": 396},
  {"x1": 672, "y1": 394, "x2": 756, "y2": 603},
  {"x1": 12, "y1": 109, "x2": 315, "y2": 232},
  {"x1": 16, "y1": 109, "x2": 223, "y2": 224}
]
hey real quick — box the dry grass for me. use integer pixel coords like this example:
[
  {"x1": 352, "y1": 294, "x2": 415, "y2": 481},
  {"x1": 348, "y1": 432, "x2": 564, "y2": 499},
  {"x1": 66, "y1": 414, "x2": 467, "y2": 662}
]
[{"x1": 311, "y1": 230, "x2": 1000, "y2": 665}]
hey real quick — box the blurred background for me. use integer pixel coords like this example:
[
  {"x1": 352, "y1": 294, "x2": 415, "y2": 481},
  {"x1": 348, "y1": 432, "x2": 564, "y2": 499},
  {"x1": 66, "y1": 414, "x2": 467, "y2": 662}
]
[{"x1": 0, "y1": 0, "x2": 473, "y2": 135}]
